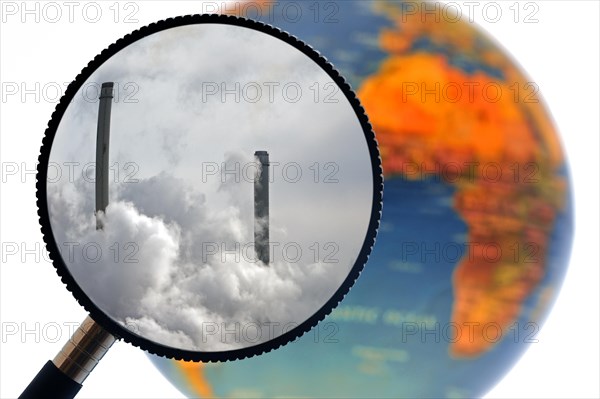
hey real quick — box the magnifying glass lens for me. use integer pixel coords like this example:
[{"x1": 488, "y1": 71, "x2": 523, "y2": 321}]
[{"x1": 43, "y1": 17, "x2": 381, "y2": 359}]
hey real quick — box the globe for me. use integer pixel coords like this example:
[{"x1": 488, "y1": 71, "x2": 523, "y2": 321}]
[{"x1": 149, "y1": 1, "x2": 573, "y2": 397}]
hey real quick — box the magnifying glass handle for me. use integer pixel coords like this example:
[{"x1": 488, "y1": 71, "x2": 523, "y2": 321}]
[{"x1": 19, "y1": 316, "x2": 116, "y2": 399}]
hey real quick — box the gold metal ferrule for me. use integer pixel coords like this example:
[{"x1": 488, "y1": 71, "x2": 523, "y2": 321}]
[{"x1": 52, "y1": 316, "x2": 116, "y2": 384}]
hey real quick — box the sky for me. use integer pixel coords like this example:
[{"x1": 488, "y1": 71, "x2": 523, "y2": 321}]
[{"x1": 46, "y1": 23, "x2": 375, "y2": 352}]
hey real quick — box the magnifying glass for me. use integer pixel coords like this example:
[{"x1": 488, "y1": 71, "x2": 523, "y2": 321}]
[{"x1": 21, "y1": 14, "x2": 382, "y2": 399}]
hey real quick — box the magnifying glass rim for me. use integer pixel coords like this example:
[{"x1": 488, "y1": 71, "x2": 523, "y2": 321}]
[{"x1": 36, "y1": 13, "x2": 383, "y2": 362}]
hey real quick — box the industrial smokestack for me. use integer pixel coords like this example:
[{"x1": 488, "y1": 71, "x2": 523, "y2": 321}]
[
  {"x1": 95, "y1": 82, "x2": 114, "y2": 229},
  {"x1": 254, "y1": 150, "x2": 270, "y2": 265}
]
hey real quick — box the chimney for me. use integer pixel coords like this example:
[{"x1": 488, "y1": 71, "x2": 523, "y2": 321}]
[
  {"x1": 254, "y1": 151, "x2": 270, "y2": 265},
  {"x1": 95, "y1": 82, "x2": 114, "y2": 229}
]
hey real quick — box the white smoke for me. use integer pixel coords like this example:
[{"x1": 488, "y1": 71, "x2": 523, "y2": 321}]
[{"x1": 48, "y1": 160, "x2": 347, "y2": 352}]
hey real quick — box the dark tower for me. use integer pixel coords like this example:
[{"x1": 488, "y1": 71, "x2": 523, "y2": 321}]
[
  {"x1": 95, "y1": 82, "x2": 114, "y2": 229},
  {"x1": 254, "y1": 150, "x2": 270, "y2": 265}
]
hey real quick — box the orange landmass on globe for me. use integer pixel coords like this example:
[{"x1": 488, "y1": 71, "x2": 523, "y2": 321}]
[
  {"x1": 359, "y1": 5, "x2": 566, "y2": 358},
  {"x1": 176, "y1": 361, "x2": 214, "y2": 397}
]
